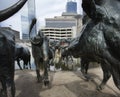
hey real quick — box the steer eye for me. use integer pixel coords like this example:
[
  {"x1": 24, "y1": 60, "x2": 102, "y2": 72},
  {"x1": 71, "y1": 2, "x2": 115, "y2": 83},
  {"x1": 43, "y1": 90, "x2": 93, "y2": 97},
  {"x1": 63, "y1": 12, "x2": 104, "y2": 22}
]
[
  {"x1": 0, "y1": 35, "x2": 5, "y2": 47},
  {"x1": 35, "y1": 36, "x2": 40, "y2": 40},
  {"x1": 0, "y1": 34, "x2": 5, "y2": 41},
  {"x1": 0, "y1": 34, "x2": 4, "y2": 39}
]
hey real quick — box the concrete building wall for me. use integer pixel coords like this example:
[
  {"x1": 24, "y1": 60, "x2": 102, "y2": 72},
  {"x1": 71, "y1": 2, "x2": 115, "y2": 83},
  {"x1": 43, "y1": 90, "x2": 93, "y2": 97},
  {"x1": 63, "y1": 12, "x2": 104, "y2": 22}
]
[
  {"x1": 21, "y1": 0, "x2": 36, "y2": 40},
  {"x1": 66, "y1": 0, "x2": 77, "y2": 13},
  {"x1": 46, "y1": 18, "x2": 76, "y2": 28},
  {"x1": 41, "y1": 27, "x2": 76, "y2": 41},
  {"x1": 41, "y1": 13, "x2": 82, "y2": 41}
]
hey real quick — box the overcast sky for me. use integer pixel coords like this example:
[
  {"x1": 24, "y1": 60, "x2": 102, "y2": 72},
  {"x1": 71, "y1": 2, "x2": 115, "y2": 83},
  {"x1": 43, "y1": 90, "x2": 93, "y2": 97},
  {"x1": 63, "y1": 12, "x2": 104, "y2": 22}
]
[
  {"x1": 35, "y1": 0, "x2": 83, "y2": 27},
  {"x1": 0, "y1": 0, "x2": 83, "y2": 30}
]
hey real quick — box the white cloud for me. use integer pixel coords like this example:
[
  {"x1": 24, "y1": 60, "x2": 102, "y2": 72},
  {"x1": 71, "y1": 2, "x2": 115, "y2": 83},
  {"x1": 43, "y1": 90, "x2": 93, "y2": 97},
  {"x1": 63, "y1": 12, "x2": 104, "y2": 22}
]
[
  {"x1": 35, "y1": 0, "x2": 83, "y2": 27},
  {"x1": 0, "y1": 0, "x2": 83, "y2": 31}
]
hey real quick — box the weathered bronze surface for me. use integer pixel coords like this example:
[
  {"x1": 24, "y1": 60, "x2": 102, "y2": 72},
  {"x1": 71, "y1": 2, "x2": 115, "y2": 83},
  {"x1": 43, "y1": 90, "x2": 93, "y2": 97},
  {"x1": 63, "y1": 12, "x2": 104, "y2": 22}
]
[
  {"x1": 15, "y1": 44, "x2": 31, "y2": 70},
  {"x1": 29, "y1": 19, "x2": 55, "y2": 86},
  {"x1": 68, "y1": 0, "x2": 120, "y2": 90},
  {"x1": 0, "y1": 0, "x2": 27, "y2": 97}
]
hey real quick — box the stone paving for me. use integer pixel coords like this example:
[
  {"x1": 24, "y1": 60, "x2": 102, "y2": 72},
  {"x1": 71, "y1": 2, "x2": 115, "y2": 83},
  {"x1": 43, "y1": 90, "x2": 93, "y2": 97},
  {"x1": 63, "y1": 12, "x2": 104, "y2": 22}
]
[{"x1": 14, "y1": 67, "x2": 120, "y2": 97}]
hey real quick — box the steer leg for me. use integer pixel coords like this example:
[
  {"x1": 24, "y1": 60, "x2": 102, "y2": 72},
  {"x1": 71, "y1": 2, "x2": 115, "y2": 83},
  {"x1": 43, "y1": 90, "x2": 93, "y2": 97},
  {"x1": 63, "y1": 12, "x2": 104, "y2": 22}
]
[
  {"x1": 16, "y1": 59, "x2": 22, "y2": 70},
  {"x1": 102, "y1": 51, "x2": 120, "y2": 90},
  {"x1": 97, "y1": 62, "x2": 111, "y2": 90},
  {"x1": 36, "y1": 67, "x2": 42, "y2": 83},
  {"x1": 80, "y1": 60, "x2": 90, "y2": 81},
  {"x1": 23, "y1": 60, "x2": 28, "y2": 69},
  {"x1": 43, "y1": 61, "x2": 49, "y2": 86},
  {"x1": 0, "y1": 78, "x2": 7, "y2": 97},
  {"x1": 66, "y1": 57, "x2": 69, "y2": 69},
  {"x1": 84, "y1": 64, "x2": 89, "y2": 74},
  {"x1": 81, "y1": 59, "x2": 89, "y2": 74},
  {"x1": 81, "y1": 59, "x2": 85, "y2": 74},
  {"x1": 29, "y1": 56, "x2": 31, "y2": 69},
  {"x1": 11, "y1": 81, "x2": 15, "y2": 97},
  {"x1": 29, "y1": 61, "x2": 31, "y2": 69},
  {"x1": 36, "y1": 69, "x2": 42, "y2": 83},
  {"x1": 6, "y1": 78, "x2": 15, "y2": 97},
  {"x1": 43, "y1": 60, "x2": 49, "y2": 86},
  {"x1": 35, "y1": 60, "x2": 42, "y2": 83},
  {"x1": 23, "y1": 64, "x2": 26, "y2": 69}
]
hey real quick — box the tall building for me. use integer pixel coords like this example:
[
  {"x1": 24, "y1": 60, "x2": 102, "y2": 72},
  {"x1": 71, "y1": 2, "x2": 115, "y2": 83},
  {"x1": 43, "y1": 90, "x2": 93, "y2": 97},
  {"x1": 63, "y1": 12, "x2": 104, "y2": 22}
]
[
  {"x1": 46, "y1": 16, "x2": 76, "y2": 28},
  {"x1": 66, "y1": 0, "x2": 77, "y2": 13},
  {"x1": 0, "y1": 0, "x2": 36, "y2": 40},
  {"x1": 41, "y1": 14, "x2": 82, "y2": 41},
  {"x1": 40, "y1": 1, "x2": 82, "y2": 41},
  {"x1": 21, "y1": 0, "x2": 36, "y2": 40}
]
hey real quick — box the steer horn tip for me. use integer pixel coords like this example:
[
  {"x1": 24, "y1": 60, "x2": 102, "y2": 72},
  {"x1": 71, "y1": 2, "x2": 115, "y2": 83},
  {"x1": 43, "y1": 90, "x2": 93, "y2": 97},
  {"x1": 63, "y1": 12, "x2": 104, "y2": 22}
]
[{"x1": 32, "y1": 18, "x2": 37, "y2": 24}]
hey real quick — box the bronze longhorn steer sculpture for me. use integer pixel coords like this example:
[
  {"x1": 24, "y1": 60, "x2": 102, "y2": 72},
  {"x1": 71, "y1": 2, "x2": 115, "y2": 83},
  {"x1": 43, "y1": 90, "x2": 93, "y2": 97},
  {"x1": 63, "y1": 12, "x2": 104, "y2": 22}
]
[
  {"x1": 29, "y1": 19, "x2": 53, "y2": 86},
  {"x1": 67, "y1": 0, "x2": 120, "y2": 90},
  {"x1": 15, "y1": 44, "x2": 31, "y2": 70},
  {"x1": 0, "y1": 0, "x2": 27, "y2": 97},
  {"x1": 63, "y1": 38, "x2": 111, "y2": 90}
]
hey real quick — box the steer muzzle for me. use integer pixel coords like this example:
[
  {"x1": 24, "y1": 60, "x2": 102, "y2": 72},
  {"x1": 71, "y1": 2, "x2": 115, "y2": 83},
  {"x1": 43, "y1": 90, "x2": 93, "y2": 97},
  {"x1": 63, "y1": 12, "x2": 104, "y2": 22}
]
[{"x1": 30, "y1": 36, "x2": 43, "y2": 46}]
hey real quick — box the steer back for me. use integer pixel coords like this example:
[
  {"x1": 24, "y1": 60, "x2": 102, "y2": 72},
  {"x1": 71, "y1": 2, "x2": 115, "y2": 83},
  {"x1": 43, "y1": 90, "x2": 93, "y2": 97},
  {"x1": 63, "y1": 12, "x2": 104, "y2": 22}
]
[
  {"x1": 15, "y1": 44, "x2": 31, "y2": 69},
  {"x1": 0, "y1": 28, "x2": 15, "y2": 97},
  {"x1": 82, "y1": 0, "x2": 120, "y2": 57},
  {"x1": 0, "y1": 27, "x2": 15, "y2": 77},
  {"x1": 81, "y1": 0, "x2": 120, "y2": 89},
  {"x1": 0, "y1": 0, "x2": 28, "y2": 96}
]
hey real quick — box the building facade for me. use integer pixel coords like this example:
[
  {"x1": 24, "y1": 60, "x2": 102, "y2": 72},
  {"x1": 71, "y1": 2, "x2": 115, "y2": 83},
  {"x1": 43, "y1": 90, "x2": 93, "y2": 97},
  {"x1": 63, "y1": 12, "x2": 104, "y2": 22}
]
[
  {"x1": 41, "y1": 15, "x2": 81, "y2": 41},
  {"x1": 41, "y1": 0, "x2": 82, "y2": 41},
  {"x1": 66, "y1": 0, "x2": 77, "y2": 13},
  {"x1": 21, "y1": 0, "x2": 36, "y2": 40},
  {"x1": 41, "y1": 27, "x2": 76, "y2": 41}
]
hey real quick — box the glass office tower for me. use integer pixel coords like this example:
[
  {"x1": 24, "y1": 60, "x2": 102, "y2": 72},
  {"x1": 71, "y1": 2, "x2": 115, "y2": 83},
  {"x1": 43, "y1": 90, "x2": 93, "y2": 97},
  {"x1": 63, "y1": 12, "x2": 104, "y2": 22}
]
[
  {"x1": 21, "y1": 0, "x2": 36, "y2": 40},
  {"x1": 66, "y1": 0, "x2": 77, "y2": 13}
]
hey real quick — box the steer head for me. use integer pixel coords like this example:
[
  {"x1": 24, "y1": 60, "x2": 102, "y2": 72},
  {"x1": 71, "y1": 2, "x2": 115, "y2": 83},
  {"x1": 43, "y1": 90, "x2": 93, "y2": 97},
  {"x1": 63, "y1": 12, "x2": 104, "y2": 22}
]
[
  {"x1": 29, "y1": 18, "x2": 44, "y2": 46},
  {"x1": 30, "y1": 31, "x2": 44, "y2": 46},
  {"x1": 65, "y1": 37, "x2": 80, "y2": 58}
]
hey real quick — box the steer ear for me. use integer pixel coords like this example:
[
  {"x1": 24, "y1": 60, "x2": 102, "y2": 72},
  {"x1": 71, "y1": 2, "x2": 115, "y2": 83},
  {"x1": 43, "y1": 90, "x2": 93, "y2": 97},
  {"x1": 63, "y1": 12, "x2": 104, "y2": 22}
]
[{"x1": 0, "y1": 0, "x2": 27, "y2": 22}]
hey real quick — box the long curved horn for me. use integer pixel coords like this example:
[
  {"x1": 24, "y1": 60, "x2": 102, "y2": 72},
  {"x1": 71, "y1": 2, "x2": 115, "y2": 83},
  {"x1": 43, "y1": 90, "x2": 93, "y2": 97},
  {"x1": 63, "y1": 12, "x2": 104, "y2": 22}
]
[
  {"x1": 0, "y1": 0, "x2": 27, "y2": 22},
  {"x1": 29, "y1": 18, "x2": 37, "y2": 33},
  {"x1": 29, "y1": 18, "x2": 42, "y2": 45}
]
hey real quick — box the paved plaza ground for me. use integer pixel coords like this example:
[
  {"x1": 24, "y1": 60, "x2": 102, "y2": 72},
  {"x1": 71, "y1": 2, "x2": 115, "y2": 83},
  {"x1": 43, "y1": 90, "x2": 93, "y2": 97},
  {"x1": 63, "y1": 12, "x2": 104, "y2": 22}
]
[{"x1": 15, "y1": 67, "x2": 120, "y2": 97}]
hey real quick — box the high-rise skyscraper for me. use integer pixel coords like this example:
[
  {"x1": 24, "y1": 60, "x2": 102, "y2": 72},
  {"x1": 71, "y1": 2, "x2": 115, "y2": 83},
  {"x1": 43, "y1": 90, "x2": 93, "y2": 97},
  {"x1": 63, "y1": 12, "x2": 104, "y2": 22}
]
[
  {"x1": 66, "y1": 0, "x2": 77, "y2": 13},
  {"x1": 40, "y1": 0, "x2": 82, "y2": 41},
  {"x1": 0, "y1": 0, "x2": 36, "y2": 40},
  {"x1": 21, "y1": 0, "x2": 36, "y2": 40}
]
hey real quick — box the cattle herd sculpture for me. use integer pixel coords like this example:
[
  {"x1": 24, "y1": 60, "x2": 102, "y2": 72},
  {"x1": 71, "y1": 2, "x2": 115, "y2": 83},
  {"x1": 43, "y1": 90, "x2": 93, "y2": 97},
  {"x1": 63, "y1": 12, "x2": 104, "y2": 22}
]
[
  {"x1": 15, "y1": 44, "x2": 31, "y2": 70},
  {"x1": 0, "y1": 0, "x2": 120, "y2": 97},
  {"x1": 0, "y1": 0, "x2": 27, "y2": 97},
  {"x1": 66, "y1": 0, "x2": 120, "y2": 90},
  {"x1": 29, "y1": 19, "x2": 53, "y2": 85}
]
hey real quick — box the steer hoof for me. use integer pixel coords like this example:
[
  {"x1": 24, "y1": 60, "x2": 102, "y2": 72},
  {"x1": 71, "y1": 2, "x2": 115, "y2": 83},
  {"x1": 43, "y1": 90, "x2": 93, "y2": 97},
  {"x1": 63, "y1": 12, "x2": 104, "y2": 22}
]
[
  {"x1": 117, "y1": 85, "x2": 120, "y2": 90},
  {"x1": 0, "y1": 89, "x2": 6, "y2": 97},
  {"x1": 37, "y1": 77, "x2": 43, "y2": 83},
  {"x1": 96, "y1": 85, "x2": 105, "y2": 91},
  {"x1": 44, "y1": 79, "x2": 49, "y2": 86}
]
